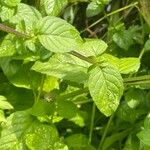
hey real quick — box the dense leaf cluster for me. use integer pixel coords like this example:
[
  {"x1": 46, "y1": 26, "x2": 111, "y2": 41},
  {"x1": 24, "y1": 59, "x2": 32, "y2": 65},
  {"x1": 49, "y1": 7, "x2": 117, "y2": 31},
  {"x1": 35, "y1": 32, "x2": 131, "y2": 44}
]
[{"x1": 0, "y1": 0, "x2": 150, "y2": 149}]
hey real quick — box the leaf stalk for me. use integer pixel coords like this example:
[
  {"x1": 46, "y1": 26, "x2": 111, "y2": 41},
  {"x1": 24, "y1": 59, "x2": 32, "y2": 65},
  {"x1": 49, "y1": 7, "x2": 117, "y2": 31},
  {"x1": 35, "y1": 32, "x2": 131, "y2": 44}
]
[{"x1": 98, "y1": 114, "x2": 114, "y2": 150}]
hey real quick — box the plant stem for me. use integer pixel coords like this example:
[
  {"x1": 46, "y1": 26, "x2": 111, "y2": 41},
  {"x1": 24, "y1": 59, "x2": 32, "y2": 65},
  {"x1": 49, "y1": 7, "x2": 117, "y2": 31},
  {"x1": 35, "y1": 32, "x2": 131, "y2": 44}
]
[
  {"x1": 125, "y1": 80, "x2": 150, "y2": 85},
  {"x1": 89, "y1": 103, "x2": 96, "y2": 144},
  {"x1": 123, "y1": 75, "x2": 150, "y2": 83},
  {"x1": 74, "y1": 99, "x2": 92, "y2": 105},
  {"x1": 0, "y1": 24, "x2": 94, "y2": 65},
  {"x1": 0, "y1": 23, "x2": 30, "y2": 38},
  {"x1": 98, "y1": 114, "x2": 114, "y2": 150},
  {"x1": 81, "y1": 2, "x2": 138, "y2": 33},
  {"x1": 139, "y1": 48, "x2": 145, "y2": 59},
  {"x1": 69, "y1": 51, "x2": 94, "y2": 64},
  {"x1": 57, "y1": 88, "x2": 88, "y2": 100},
  {"x1": 138, "y1": 13, "x2": 145, "y2": 59}
]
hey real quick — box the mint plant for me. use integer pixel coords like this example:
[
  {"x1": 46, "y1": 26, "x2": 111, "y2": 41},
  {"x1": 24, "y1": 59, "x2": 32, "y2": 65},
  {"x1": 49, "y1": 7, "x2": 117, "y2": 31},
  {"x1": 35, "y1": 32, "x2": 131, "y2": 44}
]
[{"x1": 0, "y1": 0, "x2": 150, "y2": 149}]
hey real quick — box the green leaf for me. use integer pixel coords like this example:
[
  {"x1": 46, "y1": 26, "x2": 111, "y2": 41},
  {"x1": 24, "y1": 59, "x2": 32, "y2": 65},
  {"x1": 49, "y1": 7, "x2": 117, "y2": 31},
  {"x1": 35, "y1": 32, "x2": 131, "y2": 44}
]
[
  {"x1": 144, "y1": 145, "x2": 150, "y2": 150},
  {"x1": 102, "y1": 129, "x2": 131, "y2": 150},
  {"x1": 53, "y1": 142, "x2": 68, "y2": 150},
  {"x1": 43, "y1": 76, "x2": 59, "y2": 92},
  {"x1": 0, "y1": 110, "x2": 6, "y2": 123},
  {"x1": 124, "y1": 88, "x2": 145, "y2": 108},
  {"x1": 113, "y1": 26, "x2": 141, "y2": 50},
  {"x1": 10, "y1": 3, "x2": 42, "y2": 32},
  {"x1": 86, "y1": 1, "x2": 103, "y2": 18},
  {"x1": 0, "y1": 95, "x2": 13, "y2": 110},
  {"x1": 78, "y1": 39, "x2": 107, "y2": 57},
  {"x1": 144, "y1": 113, "x2": 150, "y2": 129},
  {"x1": 101, "y1": 54, "x2": 140, "y2": 74},
  {"x1": 3, "y1": 0, "x2": 21, "y2": 7},
  {"x1": 0, "y1": 83, "x2": 34, "y2": 110},
  {"x1": 32, "y1": 53, "x2": 90, "y2": 83},
  {"x1": 25, "y1": 124, "x2": 59, "y2": 150},
  {"x1": 100, "y1": 54, "x2": 119, "y2": 68},
  {"x1": 123, "y1": 135, "x2": 140, "y2": 150},
  {"x1": 30, "y1": 100, "x2": 55, "y2": 117},
  {"x1": 0, "y1": 35, "x2": 16, "y2": 57},
  {"x1": 25, "y1": 39, "x2": 36, "y2": 52},
  {"x1": 0, "y1": 58, "x2": 42, "y2": 89},
  {"x1": 0, "y1": 58, "x2": 20, "y2": 77},
  {"x1": 86, "y1": 0, "x2": 109, "y2": 17},
  {"x1": 0, "y1": 111, "x2": 33, "y2": 150},
  {"x1": 144, "y1": 39, "x2": 150, "y2": 51},
  {"x1": 40, "y1": 0, "x2": 68, "y2": 16},
  {"x1": 116, "y1": 101, "x2": 140, "y2": 123},
  {"x1": 65, "y1": 134, "x2": 95, "y2": 150},
  {"x1": 56, "y1": 99, "x2": 78, "y2": 119},
  {"x1": 113, "y1": 31, "x2": 133, "y2": 50},
  {"x1": 0, "y1": 6, "x2": 15, "y2": 21},
  {"x1": 8, "y1": 64, "x2": 41, "y2": 89},
  {"x1": 119, "y1": 58, "x2": 140, "y2": 74},
  {"x1": 88, "y1": 62, "x2": 124, "y2": 116},
  {"x1": 137, "y1": 129, "x2": 150, "y2": 146},
  {"x1": 36, "y1": 16, "x2": 82, "y2": 53},
  {"x1": 70, "y1": 111, "x2": 86, "y2": 127},
  {"x1": 0, "y1": 111, "x2": 59, "y2": 150}
]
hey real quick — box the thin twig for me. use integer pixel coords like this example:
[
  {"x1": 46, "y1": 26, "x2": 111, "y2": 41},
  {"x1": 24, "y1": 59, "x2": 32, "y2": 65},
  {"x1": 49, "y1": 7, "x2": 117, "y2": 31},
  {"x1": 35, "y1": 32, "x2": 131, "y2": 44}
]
[
  {"x1": 0, "y1": 23, "x2": 30, "y2": 38},
  {"x1": 81, "y1": 2, "x2": 138, "y2": 33}
]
